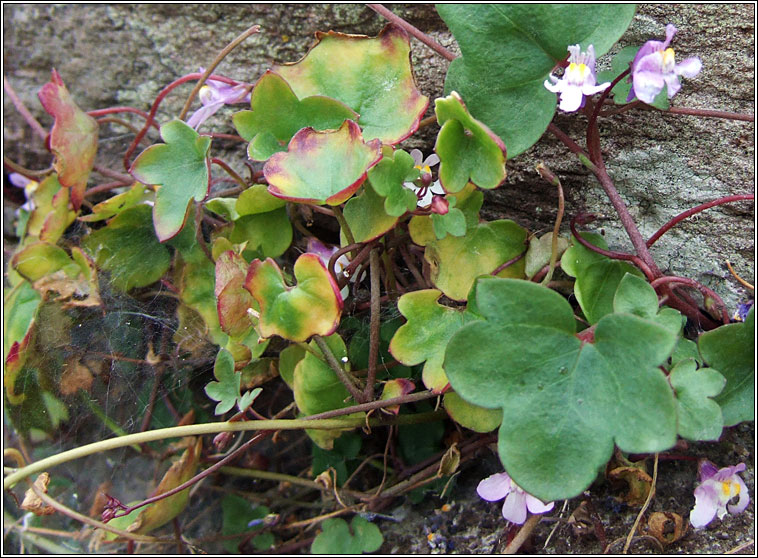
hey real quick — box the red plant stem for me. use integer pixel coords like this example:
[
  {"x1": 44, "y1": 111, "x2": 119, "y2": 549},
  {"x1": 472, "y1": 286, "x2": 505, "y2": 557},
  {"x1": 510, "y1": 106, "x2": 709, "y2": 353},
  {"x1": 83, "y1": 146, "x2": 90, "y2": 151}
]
[
  {"x1": 365, "y1": 248, "x2": 381, "y2": 402},
  {"x1": 109, "y1": 430, "x2": 271, "y2": 521},
  {"x1": 87, "y1": 106, "x2": 160, "y2": 129},
  {"x1": 650, "y1": 276, "x2": 731, "y2": 324},
  {"x1": 93, "y1": 164, "x2": 133, "y2": 184},
  {"x1": 570, "y1": 215, "x2": 657, "y2": 281},
  {"x1": 647, "y1": 194, "x2": 754, "y2": 247},
  {"x1": 122, "y1": 72, "x2": 240, "y2": 171},
  {"x1": 491, "y1": 251, "x2": 526, "y2": 276},
  {"x1": 177, "y1": 24, "x2": 260, "y2": 121},
  {"x1": 655, "y1": 105, "x2": 754, "y2": 122},
  {"x1": 3, "y1": 75, "x2": 48, "y2": 141},
  {"x1": 211, "y1": 157, "x2": 248, "y2": 190},
  {"x1": 208, "y1": 133, "x2": 247, "y2": 143},
  {"x1": 366, "y1": 4, "x2": 456, "y2": 62}
]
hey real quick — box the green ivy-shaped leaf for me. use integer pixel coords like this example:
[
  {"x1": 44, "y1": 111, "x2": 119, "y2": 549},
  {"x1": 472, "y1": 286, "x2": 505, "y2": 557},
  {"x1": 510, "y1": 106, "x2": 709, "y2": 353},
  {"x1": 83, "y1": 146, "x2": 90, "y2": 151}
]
[
  {"x1": 229, "y1": 207, "x2": 293, "y2": 260},
  {"x1": 613, "y1": 273, "x2": 684, "y2": 335},
  {"x1": 82, "y1": 204, "x2": 171, "y2": 291},
  {"x1": 274, "y1": 24, "x2": 428, "y2": 144},
  {"x1": 130, "y1": 119, "x2": 211, "y2": 241},
  {"x1": 443, "y1": 391, "x2": 502, "y2": 433},
  {"x1": 597, "y1": 46, "x2": 670, "y2": 110},
  {"x1": 669, "y1": 358, "x2": 725, "y2": 441},
  {"x1": 389, "y1": 289, "x2": 474, "y2": 392},
  {"x1": 438, "y1": 4, "x2": 636, "y2": 157},
  {"x1": 11, "y1": 242, "x2": 76, "y2": 283},
  {"x1": 311, "y1": 516, "x2": 383, "y2": 555},
  {"x1": 233, "y1": 70, "x2": 358, "y2": 161},
  {"x1": 430, "y1": 197, "x2": 467, "y2": 240},
  {"x1": 79, "y1": 183, "x2": 149, "y2": 222},
  {"x1": 37, "y1": 69, "x2": 99, "y2": 209},
  {"x1": 561, "y1": 233, "x2": 644, "y2": 324},
  {"x1": 341, "y1": 181, "x2": 399, "y2": 243},
  {"x1": 444, "y1": 277, "x2": 678, "y2": 501},
  {"x1": 205, "y1": 348, "x2": 262, "y2": 415},
  {"x1": 245, "y1": 254, "x2": 342, "y2": 342},
  {"x1": 698, "y1": 307, "x2": 754, "y2": 426},
  {"x1": 235, "y1": 184, "x2": 287, "y2": 216},
  {"x1": 434, "y1": 92, "x2": 507, "y2": 193},
  {"x1": 263, "y1": 120, "x2": 382, "y2": 206},
  {"x1": 425, "y1": 219, "x2": 527, "y2": 301},
  {"x1": 367, "y1": 147, "x2": 420, "y2": 217}
]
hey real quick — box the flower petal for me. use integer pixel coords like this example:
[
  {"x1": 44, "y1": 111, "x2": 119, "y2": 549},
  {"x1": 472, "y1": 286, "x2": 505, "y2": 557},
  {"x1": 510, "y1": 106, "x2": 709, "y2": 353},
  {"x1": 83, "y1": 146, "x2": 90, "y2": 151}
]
[
  {"x1": 690, "y1": 484, "x2": 719, "y2": 528},
  {"x1": 727, "y1": 475, "x2": 750, "y2": 515},
  {"x1": 557, "y1": 86, "x2": 583, "y2": 112},
  {"x1": 409, "y1": 148, "x2": 423, "y2": 167},
  {"x1": 663, "y1": 73, "x2": 682, "y2": 98},
  {"x1": 423, "y1": 153, "x2": 440, "y2": 168},
  {"x1": 525, "y1": 494, "x2": 554, "y2": 515},
  {"x1": 543, "y1": 77, "x2": 563, "y2": 93},
  {"x1": 501, "y1": 490, "x2": 527, "y2": 524},
  {"x1": 699, "y1": 459, "x2": 719, "y2": 482},
  {"x1": 675, "y1": 57, "x2": 702, "y2": 78},
  {"x1": 477, "y1": 472, "x2": 511, "y2": 502},
  {"x1": 632, "y1": 70, "x2": 665, "y2": 104}
]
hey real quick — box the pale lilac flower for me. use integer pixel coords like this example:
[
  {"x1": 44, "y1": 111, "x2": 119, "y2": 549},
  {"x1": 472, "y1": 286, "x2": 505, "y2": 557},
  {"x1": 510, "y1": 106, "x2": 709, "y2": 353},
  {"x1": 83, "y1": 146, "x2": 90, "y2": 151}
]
[
  {"x1": 477, "y1": 471, "x2": 554, "y2": 524},
  {"x1": 405, "y1": 149, "x2": 445, "y2": 207},
  {"x1": 627, "y1": 24, "x2": 702, "y2": 104},
  {"x1": 307, "y1": 237, "x2": 351, "y2": 299},
  {"x1": 8, "y1": 172, "x2": 37, "y2": 212},
  {"x1": 186, "y1": 68, "x2": 251, "y2": 129},
  {"x1": 690, "y1": 460, "x2": 749, "y2": 528},
  {"x1": 544, "y1": 45, "x2": 610, "y2": 112}
]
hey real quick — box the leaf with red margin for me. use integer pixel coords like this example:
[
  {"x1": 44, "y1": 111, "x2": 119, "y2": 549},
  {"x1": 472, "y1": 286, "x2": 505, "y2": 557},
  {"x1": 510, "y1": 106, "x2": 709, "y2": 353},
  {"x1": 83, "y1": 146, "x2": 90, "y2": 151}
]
[
  {"x1": 233, "y1": 70, "x2": 358, "y2": 161},
  {"x1": 37, "y1": 69, "x2": 98, "y2": 209},
  {"x1": 245, "y1": 254, "x2": 343, "y2": 342},
  {"x1": 215, "y1": 251, "x2": 258, "y2": 339},
  {"x1": 273, "y1": 24, "x2": 428, "y2": 145},
  {"x1": 380, "y1": 379, "x2": 415, "y2": 415},
  {"x1": 130, "y1": 119, "x2": 211, "y2": 241},
  {"x1": 3, "y1": 281, "x2": 42, "y2": 404},
  {"x1": 264, "y1": 120, "x2": 382, "y2": 206}
]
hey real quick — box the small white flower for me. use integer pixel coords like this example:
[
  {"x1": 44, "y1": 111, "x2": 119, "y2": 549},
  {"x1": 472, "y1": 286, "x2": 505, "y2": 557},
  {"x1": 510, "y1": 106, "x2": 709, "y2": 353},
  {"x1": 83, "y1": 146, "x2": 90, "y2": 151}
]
[
  {"x1": 405, "y1": 149, "x2": 445, "y2": 207},
  {"x1": 544, "y1": 45, "x2": 610, "y2": 112}
]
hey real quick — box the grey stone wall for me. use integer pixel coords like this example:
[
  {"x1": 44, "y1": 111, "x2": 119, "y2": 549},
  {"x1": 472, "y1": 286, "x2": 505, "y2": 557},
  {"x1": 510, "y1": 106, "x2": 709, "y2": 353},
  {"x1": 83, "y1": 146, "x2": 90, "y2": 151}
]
[{"x1": 3, "y1": 4, "x2": 754, "y2": 311}]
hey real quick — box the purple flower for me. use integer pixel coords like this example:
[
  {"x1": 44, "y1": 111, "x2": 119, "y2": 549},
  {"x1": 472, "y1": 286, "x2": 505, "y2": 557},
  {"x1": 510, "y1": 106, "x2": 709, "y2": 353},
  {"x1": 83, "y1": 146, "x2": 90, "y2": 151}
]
[
  {"x1": 733, "y1": 300, "x2": 753, "y2": 322},
  {"x1": 8, "y1": 172, "x2": 38, "y2": 212},
  {"x1": 307, "y1": 237, "x2": 352, "y2": 298},
  {"x1": 627, "y1": 24, "x2": 702, "y2": 104},
  {"x1": 405, "y1": 149, "x2": 445, "y2": 207},
  {"x1": 544, "y1": 45, "x2": 610, "y2": 113},
  {"x1": 690, "y1": 460, "x2": 749, "y2": 528},
  {"x1": 186, "y1": 69, "x2": 251, "y2": 130},
  {"x1": 477, "y1": 471, "x2": 554, "y2": 524}
]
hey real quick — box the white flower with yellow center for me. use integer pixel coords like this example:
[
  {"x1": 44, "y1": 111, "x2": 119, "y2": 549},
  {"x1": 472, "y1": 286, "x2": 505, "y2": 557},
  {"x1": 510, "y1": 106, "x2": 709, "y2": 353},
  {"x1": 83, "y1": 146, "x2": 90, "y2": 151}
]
[{"x1": 544, "y1": 44, "x2": 610, "y2": 113}]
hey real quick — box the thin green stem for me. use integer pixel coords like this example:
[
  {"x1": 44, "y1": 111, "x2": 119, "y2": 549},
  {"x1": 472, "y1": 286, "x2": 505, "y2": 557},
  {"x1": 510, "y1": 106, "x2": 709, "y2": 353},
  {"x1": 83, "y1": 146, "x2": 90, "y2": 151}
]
[
  {"x1": 331, "y1": 204, "x2": 356, "y2": 248},
  {"x1": 536, "y1": 163, "x2": 564, "y2": 286},
  {"x1": 4, "y1": 410, "x2": 442, "y2": 489}
]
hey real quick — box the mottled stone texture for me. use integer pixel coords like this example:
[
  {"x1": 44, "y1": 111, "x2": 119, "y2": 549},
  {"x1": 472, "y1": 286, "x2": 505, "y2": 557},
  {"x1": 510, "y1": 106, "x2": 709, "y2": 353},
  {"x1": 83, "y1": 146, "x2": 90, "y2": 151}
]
[{"x1": 3, "y1": 4, "x2": 754, "y2": 309}]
